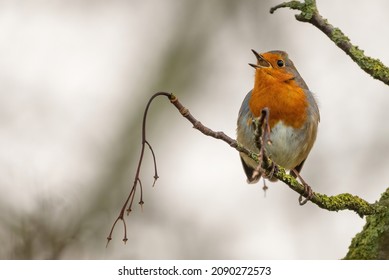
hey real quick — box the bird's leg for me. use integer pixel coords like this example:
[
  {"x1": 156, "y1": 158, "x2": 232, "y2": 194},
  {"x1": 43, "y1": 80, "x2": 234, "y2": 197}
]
[{"x1": 291, "y1": 169, "x2": 314, "y2": 205}]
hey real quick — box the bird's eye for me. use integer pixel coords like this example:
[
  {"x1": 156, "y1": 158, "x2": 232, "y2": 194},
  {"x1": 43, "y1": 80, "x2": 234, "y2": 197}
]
[{"x1": 277, "y1": 60, "x2": 284, "y2": 67}]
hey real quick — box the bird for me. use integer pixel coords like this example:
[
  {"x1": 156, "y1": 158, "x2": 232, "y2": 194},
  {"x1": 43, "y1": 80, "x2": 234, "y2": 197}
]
[{"x1": 236, "y1": 50, "x2": 319, "y2": 204}]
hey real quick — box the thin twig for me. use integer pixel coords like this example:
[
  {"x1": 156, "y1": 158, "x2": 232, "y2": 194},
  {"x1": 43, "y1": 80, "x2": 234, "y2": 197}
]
[
  {"x1": 145, "y1": 141, "x2": 159, "y2": 186},
  {"x1": 106, "y1": 92, "x2": 170, "y2": 246}
]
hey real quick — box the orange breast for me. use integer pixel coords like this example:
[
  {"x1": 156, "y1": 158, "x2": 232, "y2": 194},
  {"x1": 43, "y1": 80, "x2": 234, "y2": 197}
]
[{"x1": 249, "y1": 71, "x2": 308, "y2": 129}]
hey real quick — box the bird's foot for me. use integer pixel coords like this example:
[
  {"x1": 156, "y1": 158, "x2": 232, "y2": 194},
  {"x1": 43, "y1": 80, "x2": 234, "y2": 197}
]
[
  {"x1": 298, "y1": 183, "x2": 313, "y2": 205},
  {"x1": 292, "y1": 169, "x2": 314, "y2": 205}
]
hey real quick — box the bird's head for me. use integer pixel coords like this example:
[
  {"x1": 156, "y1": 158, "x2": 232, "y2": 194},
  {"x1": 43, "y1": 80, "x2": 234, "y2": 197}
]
[{"x1": 249, "y1": 49, "x2": 296, "y2": 82}]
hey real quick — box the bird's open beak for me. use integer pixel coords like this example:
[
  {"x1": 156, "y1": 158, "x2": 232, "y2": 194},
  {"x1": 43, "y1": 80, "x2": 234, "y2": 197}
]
[{"x1": 249, "y1": 49, "x2": 271, "y2": 69}]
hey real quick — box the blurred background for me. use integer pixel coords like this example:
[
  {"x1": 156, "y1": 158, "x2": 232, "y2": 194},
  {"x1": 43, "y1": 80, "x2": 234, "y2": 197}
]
[{"x1": 0, "y1": 0, "x2": 388, "y2": 259}]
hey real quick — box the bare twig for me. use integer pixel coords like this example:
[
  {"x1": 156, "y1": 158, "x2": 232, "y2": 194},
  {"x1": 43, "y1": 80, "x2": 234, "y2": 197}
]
[
  {"x1": 270, "y1": 0, "x2": 389, "y2": 86},
  {"x1": 106, "y1": 92, "x2": 170, "y2": 246}
]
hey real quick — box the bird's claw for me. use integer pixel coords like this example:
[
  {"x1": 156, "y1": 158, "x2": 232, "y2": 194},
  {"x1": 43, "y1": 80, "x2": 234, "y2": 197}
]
[{"x1": 298, "y1": 182, "x2": 313, "y2": 205}]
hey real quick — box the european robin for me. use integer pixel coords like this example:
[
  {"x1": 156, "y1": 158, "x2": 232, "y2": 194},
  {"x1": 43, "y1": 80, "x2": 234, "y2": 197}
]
[{"x1": 237, "y1": 50, "x2": 319, "y2": 204}]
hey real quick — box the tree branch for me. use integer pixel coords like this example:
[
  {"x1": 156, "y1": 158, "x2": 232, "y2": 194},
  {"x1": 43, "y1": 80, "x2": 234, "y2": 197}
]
[
  {"x1": 270, "y1": 0, "x2": 389, "y2": 86},
  {"x1": 108, "y1": 92, "x2": 388, "y2": 244},
  {"x1": 169, "y1": 93, "x2": 386, "y2": 215},
  {"x1": 344, "y1": 188, "x2": 389, "y2": 259},
  {"x1": 106, "y1": 92, "x2": 169, "y2": 246}
]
